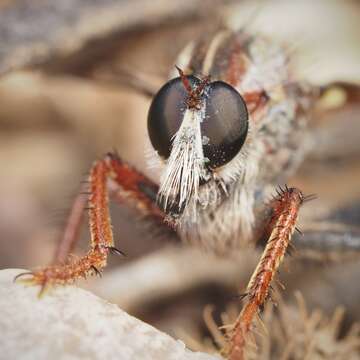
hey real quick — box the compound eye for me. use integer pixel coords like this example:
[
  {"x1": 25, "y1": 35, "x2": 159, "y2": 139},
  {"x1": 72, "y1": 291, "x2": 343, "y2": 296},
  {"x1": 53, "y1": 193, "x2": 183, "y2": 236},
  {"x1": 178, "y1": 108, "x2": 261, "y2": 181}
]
[
  {"x1": 202, "y1": 81, "x2": 248, "y2": 168},
  {"x1": 148, "y1": 75, "x2": 200, "y2": 158}
]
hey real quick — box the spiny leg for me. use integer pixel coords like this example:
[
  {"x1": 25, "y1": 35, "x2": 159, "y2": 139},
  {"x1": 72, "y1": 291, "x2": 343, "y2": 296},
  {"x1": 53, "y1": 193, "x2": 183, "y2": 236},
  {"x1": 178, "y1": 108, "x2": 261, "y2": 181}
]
[
  {"x1": 15, "y1": 159, "x2": 113, "y2": 293},
  {"x1": 15, "y1": 152, "x2": 164, "y2": 295},
  {"x1": 54, "y1": 152, "x2": 164, "y2": 264},
  {"x1": 227, "y1": 186, "x2": 308, "y2": 360}
]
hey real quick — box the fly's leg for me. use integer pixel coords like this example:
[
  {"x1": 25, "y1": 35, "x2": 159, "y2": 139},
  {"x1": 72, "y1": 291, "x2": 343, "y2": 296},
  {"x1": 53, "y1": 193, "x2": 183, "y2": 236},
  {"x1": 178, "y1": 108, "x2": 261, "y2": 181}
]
[
  {"x1": 227, "y1": 186, "x2": 310, "y2": 360},
  {"x1": 52, "y1": 182, "x2": 89, "y2": 264},
  {"x1": 14, "y1": 152, "x2": 164, "y2": 295}
]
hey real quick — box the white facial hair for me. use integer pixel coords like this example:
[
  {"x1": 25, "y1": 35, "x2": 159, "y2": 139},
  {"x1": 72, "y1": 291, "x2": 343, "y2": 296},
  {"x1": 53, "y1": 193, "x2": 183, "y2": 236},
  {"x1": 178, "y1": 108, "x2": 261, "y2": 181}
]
[{"x1": 157, "y1": 103, "x2": 209, "y2": 215}]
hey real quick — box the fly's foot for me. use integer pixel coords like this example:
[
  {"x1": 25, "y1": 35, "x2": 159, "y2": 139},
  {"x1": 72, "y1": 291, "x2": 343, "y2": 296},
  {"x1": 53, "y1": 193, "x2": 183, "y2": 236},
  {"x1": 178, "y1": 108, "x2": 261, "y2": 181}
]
[
  {"x1": 14, "y1": 249, "x2": 108, "y2": 297},
  {"x1": 14, "y1": 269, "x2": 57, "y2": 297}
]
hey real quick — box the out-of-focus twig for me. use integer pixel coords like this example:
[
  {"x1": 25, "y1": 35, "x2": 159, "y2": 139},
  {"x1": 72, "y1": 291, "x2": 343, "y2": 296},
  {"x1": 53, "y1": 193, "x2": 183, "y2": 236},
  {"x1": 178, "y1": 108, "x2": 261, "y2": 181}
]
[{"x1": 86, "y1": 246, "x2": 259, "y2": 311}]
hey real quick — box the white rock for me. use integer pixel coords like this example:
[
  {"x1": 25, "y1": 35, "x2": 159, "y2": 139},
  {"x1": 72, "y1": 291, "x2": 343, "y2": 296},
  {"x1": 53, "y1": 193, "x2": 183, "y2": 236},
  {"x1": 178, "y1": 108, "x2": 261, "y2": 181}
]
[{"x1": 0, "y1": 269, "x2": 221, "y2": 360}]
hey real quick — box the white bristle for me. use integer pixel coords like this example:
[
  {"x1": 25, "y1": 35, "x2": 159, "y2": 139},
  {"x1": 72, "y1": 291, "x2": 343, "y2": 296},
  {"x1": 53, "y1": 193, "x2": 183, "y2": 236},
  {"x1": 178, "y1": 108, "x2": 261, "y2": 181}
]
[{"x1": 158, "y1": 104, "x2": 208, "y2": 214}]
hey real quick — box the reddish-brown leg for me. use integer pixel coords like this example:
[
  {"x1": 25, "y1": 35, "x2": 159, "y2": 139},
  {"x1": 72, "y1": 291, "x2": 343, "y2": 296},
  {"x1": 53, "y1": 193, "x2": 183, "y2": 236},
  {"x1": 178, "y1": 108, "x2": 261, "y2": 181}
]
[
  {"x1": 15, "y1": 153, "x2": 164, "y2": 295},
  {"x1": 227, "y1": 187, "x2": 308, "y2": 360},
  {"x1": 52, "y1": 183, "x2": 88, "y2": 264}
]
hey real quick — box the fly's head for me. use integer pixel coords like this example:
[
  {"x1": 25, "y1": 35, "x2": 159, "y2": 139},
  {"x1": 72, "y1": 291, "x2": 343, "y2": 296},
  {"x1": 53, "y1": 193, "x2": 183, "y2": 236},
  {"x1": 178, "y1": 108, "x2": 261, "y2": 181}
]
[{"x1": 147, "y1": 66, "x2": 250, "y2": 222}]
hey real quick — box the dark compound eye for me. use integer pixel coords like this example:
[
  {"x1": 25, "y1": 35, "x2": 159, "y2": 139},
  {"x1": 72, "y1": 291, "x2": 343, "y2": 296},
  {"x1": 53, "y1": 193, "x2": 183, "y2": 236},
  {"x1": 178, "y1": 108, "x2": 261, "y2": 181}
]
[
  {"x1": 147, "y1": 75, "x2": 201, "y2": 159},
  {"x1": 201, "y1": 81, "x2": 248, "y2": 168},
  {"x1": 147, "y1": 76, "x2": 248, "y2": 168}
]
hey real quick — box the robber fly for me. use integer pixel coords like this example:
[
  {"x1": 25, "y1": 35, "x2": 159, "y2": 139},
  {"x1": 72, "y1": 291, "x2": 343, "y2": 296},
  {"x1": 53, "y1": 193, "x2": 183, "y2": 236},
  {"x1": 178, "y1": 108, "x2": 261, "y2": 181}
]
[{"x1": 16, "y1": 29, "x2": 317, "y2": 359}]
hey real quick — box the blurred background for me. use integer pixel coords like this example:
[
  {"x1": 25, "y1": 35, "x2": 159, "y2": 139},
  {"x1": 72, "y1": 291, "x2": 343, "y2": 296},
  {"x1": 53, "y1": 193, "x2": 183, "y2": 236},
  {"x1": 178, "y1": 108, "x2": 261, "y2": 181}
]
[{"x1": 1, "y1": 0, "x2": 360, "y2": 358}]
